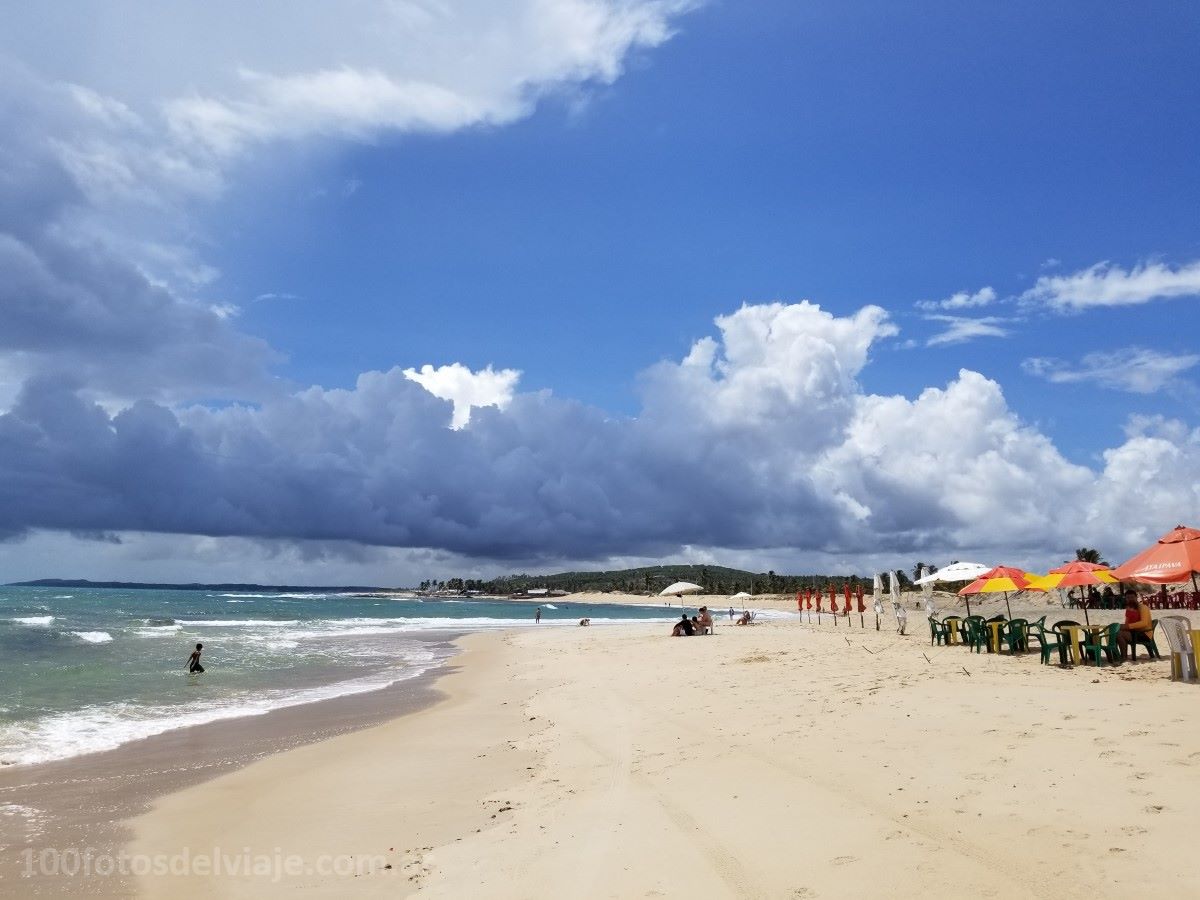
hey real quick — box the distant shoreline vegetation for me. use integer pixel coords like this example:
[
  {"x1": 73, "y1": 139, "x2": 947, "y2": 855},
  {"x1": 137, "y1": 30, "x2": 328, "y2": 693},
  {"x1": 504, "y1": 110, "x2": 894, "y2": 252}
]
[
  {"x1": 11, "y1": 563, "x2": 938, "y2": 596},
  {"x1": 421, "y1": 564, "x2": 925, "y2": 597}
]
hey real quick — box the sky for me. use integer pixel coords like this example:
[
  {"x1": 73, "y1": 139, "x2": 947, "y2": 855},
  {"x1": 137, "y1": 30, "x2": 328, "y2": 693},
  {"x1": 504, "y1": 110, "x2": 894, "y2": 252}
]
[{"x1": 1, "y1": 1, "x2": 1198, "y2": 586}]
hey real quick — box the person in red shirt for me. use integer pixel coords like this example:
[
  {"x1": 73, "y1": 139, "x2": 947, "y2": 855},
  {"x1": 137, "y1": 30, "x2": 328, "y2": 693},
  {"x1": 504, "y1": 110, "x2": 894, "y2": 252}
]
[{"x1": 1116, "y1": 589, "x2": 1152, "y2": 662}]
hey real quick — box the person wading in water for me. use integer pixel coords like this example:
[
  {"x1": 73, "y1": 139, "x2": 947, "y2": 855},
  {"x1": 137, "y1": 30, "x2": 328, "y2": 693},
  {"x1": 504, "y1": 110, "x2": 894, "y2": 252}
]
[{"x1": 186, "y1": 642, "x2": 205, "y2": 674}]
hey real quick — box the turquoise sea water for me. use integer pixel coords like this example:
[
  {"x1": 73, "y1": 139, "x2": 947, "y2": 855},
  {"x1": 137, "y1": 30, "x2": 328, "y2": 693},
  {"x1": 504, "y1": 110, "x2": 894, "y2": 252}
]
[{"x1": 0, "y1": 586, "x2": 676, "y2": 766}]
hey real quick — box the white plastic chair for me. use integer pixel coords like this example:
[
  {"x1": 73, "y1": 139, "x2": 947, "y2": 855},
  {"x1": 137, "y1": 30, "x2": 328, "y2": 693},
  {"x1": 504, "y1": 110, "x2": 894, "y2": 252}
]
[{"x1": 1159, "y1": 615, "x2": 1196, "y2": 682}]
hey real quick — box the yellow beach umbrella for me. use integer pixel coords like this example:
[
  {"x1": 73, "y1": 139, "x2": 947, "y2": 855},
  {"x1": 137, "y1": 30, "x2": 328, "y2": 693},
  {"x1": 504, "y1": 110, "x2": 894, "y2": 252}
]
[{"x1": 958, "y1": 566, "x2": 1041, "y2": 618}]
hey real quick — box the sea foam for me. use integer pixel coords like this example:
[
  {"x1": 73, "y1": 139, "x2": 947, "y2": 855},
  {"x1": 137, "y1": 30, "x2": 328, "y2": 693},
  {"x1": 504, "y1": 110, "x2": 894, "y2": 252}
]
[
  {"x1": 0, "y1": 645, "x2": 449, "y2": 766},
  {"x1": 71, "y1": 631, "x2": 114, "y2": 644}
]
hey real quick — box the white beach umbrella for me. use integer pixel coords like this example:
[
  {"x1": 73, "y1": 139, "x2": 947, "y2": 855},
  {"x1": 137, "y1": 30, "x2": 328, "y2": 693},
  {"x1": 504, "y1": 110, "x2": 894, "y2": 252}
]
[
  {"x1": 913, "y1": 562, "x2": 990, "y2": 585},
  {"x1": 918, "y1": 565, "x2": 933, "y2": 599},
  {"x1": 730, "y1": 591, "x2": 752, "y2": 599},
  {"x1": 660, "y1": 581, "x2": 704, "y2": 597}
]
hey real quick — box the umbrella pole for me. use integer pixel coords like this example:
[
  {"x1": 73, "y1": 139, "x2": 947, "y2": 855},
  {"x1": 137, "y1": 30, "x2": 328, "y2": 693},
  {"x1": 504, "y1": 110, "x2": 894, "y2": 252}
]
[
  {"x1": 965, "y1": 596, "x2": 971, "y2": 617},
  {"x1": 1005, "y1": 591, "x2": 1012, "y2": 620}
]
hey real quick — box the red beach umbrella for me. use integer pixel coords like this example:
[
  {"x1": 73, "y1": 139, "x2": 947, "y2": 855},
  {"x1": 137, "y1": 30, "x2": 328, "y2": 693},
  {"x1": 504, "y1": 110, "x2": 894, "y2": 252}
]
[
  {"x1": 828, "y1": 584, "x2": 837, "y2": 613},
  {"x1": 842, "y1": 583, "x2": 852, "y2": 615},
  {"x1": 1112, "y1": 525, "x2": 1200, "y2": 590},
  {"x1": 856, "y1": 584, "x2": 866, "y2": 613}
]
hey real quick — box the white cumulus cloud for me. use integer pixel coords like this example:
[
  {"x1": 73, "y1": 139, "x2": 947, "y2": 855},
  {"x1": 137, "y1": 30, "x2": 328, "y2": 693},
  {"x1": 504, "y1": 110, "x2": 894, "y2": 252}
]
[{"x1": 404, "y1": 363, "x2": 522, "y2": 428}]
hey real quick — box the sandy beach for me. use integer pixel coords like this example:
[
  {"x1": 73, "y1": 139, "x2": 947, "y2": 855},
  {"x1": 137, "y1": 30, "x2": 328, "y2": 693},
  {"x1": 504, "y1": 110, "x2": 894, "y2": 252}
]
[{"x1": 124, "y1": 597, "x2": 1200, "y2": 899}]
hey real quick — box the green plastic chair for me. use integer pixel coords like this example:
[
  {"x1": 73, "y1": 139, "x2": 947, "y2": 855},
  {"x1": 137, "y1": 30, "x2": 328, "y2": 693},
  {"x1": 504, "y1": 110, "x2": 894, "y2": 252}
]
[
  {"x1": 1129, "y1": 619, "x2": 1163, "y2": 661},
  {"x1": 1080, "y1": 623, "x2": 1120, "y2": 667},
  {"x1": 1003, "y1": 618, "x2": 1029, "y2": 653},
  {"x1": 928, "y1": 616, "x2": 949, "y2": 646},
  {"x1": 1051, "y1": 620, "x2": 1082, "y2": 665},
  {"x1": 941, "y1": 615, "x2": 964, "y2": 646},
  {"x1": 1027, "y1": 621, "x2": 1066, "y2": 665},
  {"x1": 961, "y1": 615, "x2": 987, "y2": 653}
]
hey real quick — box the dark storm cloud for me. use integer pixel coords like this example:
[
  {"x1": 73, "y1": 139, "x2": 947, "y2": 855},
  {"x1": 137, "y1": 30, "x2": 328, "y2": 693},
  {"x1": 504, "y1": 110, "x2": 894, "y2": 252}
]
[
  {"x1": 0, "y1": 62, "x2": 279, "y2": 405},
  {"x1": 0, "y1": 365, "x2": 846, "y2": 558}
]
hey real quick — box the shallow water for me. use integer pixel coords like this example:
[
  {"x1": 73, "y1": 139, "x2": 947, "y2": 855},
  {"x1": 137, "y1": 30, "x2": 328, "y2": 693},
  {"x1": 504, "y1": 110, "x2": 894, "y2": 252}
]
[{"x1": 0, "y1": 586, "x2": 673, "y2": 765}]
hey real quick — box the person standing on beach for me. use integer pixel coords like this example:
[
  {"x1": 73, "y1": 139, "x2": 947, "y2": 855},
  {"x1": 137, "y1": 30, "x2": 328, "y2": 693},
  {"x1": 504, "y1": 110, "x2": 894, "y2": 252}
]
[
  {"x1": 186, "y1": 643, "x2": 205, "y2": 674},
  {"x1": 535, "y1": 607, "x2": 541, "y2": 624}
]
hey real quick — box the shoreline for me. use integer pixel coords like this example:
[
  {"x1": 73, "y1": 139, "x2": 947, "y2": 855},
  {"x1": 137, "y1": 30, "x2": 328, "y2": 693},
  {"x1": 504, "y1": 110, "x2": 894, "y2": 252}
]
[
  {"x1": 131, "y1": 630, "x2": 532, "y2": 897},
  {"x1": 0, "y1": 633, "x2": 462, "y2": 897}
]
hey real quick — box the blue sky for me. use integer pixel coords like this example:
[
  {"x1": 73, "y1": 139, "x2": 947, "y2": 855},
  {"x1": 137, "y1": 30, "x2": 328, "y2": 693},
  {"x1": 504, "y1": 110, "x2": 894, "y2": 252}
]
[
  {"x1": 0, "y1": 1, "x2": 1198, "y2": 583},
  {"x1": 212, "y1": 1, "x2": 1200, "y2": 461}
]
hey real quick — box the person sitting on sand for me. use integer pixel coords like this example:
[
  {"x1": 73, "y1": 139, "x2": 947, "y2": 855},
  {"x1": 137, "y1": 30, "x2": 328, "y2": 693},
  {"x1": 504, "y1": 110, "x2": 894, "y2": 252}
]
[
  {"x1": 1116, "y1": 589, "x2": 1152, "y2": 661},
  {"x1": 697, "y1": 606, "x2": 713, "y2": 635},
  {"x1": 579, "y1": 618, "x2": 591, "y2": 627},
  {"x1": 735, "y1": 611, "x2": 752, "y2": 626},
  {"x1": 671, "y1": 613, "x2": 695, "y2": 637},
  {"x1": 186, "y1": 642, "x2": 204, "y2": 673}
]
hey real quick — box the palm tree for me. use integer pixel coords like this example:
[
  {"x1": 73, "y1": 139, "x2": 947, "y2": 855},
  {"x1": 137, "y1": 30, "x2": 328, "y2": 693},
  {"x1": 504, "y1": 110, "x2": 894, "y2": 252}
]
[{"x1": 1074, "y1": 547, "x2": 1109, "y2": 566}]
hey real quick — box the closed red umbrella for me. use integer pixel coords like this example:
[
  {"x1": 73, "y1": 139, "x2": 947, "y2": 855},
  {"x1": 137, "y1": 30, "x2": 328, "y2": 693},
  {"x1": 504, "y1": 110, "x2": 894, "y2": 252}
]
[
  {"x1": 1112, "y1": 525, "x2": 1200, "y2": 590},
  {"x1": 842, "y1": 583, "x2": 852, "y2": 615}
]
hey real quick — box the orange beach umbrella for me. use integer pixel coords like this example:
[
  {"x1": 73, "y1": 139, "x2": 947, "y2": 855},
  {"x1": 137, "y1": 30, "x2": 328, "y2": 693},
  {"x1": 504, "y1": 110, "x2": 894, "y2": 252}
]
[
  {"x1": 1028, "y1": 561, "x2": 1119, "y2": 624},
  {"x1": 1112, "y1": 525, "x2": 1200, "y2": 590}
]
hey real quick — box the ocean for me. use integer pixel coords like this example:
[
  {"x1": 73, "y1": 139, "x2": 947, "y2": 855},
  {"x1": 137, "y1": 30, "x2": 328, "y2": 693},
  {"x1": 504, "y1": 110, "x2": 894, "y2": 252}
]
[{"x1": 0, "y1": 586, "x2": 676, "y2": 767}]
